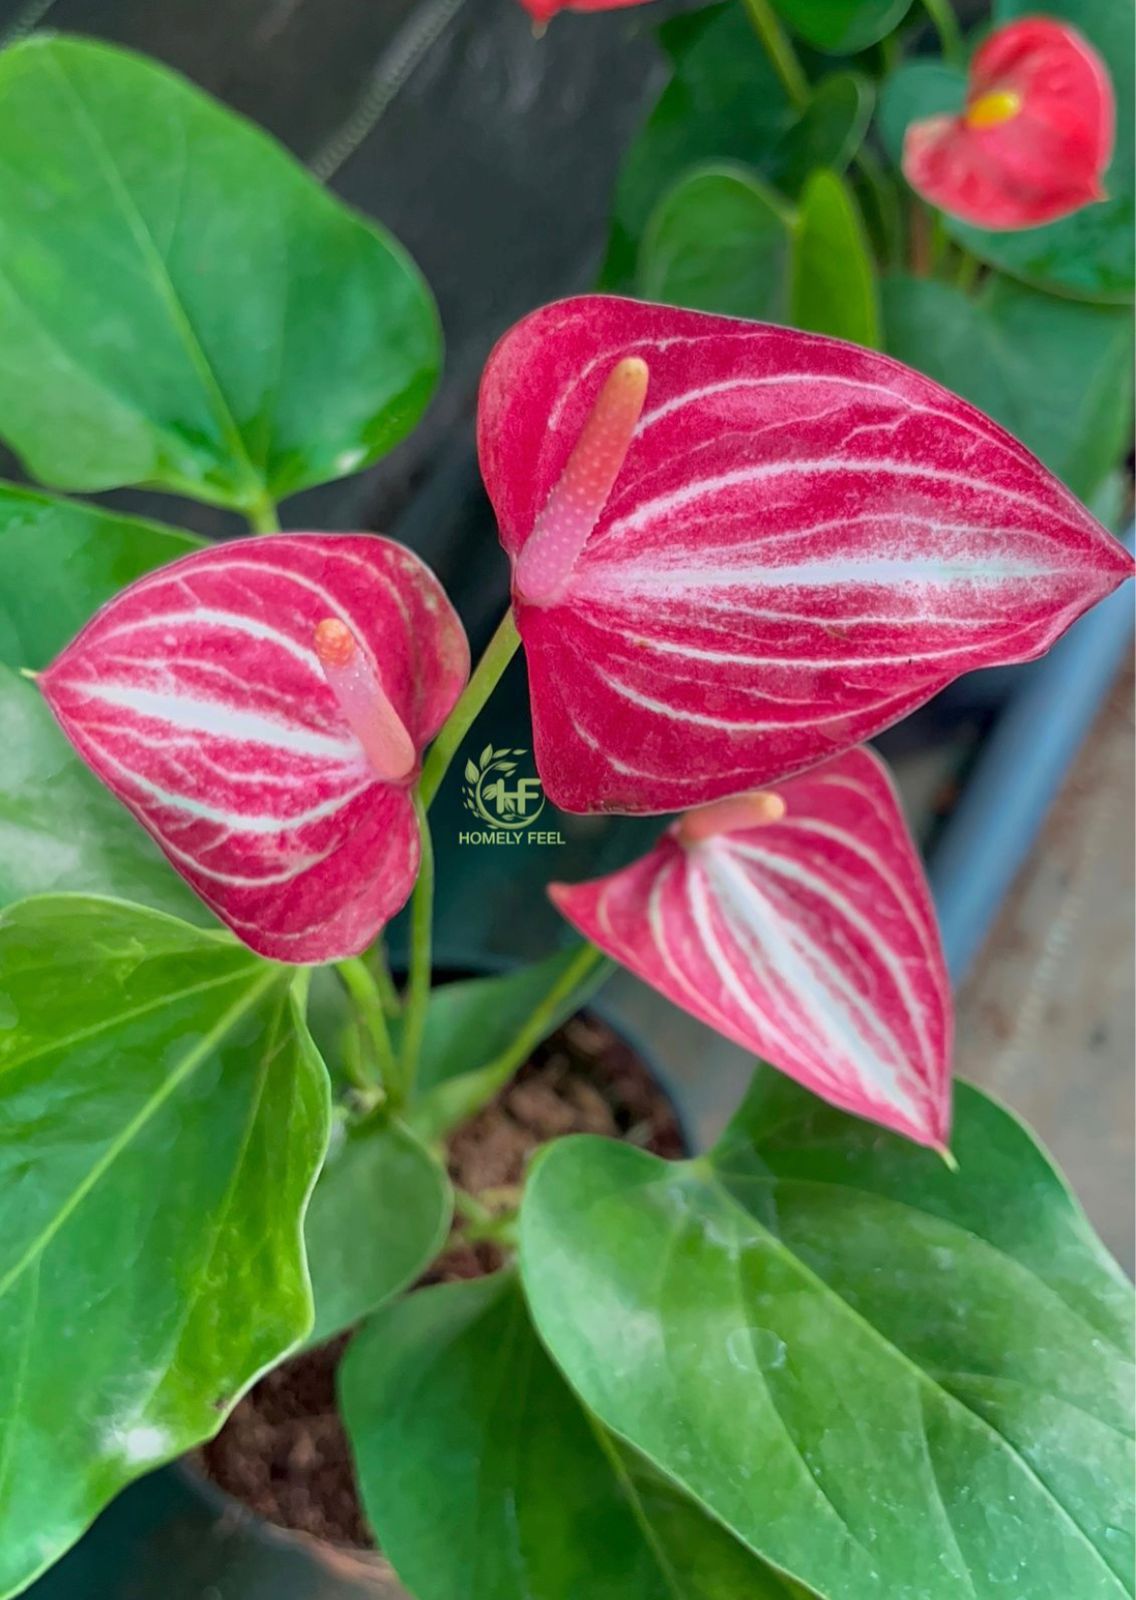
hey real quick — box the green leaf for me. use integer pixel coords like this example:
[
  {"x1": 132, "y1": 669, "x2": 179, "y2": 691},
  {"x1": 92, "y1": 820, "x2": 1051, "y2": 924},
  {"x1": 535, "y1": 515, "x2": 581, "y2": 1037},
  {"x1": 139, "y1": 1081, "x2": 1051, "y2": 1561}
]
[
  {"x1": 0, "y1": 36, "x2": 440, "y2": 510},
  {"x1": 879, "y1": 0, "x2": 1135, "y2": 306},
  {"x1": 600, "y1": 5, "x2": 795, "y2": 292},
  {"x1": 790, "y1": 170, "x2": 880, "y2": 346},
  {"x1": 340, "y1": 1271, "x2": 798, "y2": 1600},
  {"x1": 305, "y1": 1117, "x2": 451, "y2": 1347},
  {"x1": 881, "y1": 275, "x2": 1134, "y2": 500},
  {"x1": 0, "y1": 666, "x2": 207, "y2": 921},
  {"x1": 0, "y1": 896, "x2": 330, "y2": 1598},
  {"x1": 521, "y1": 1075, "x2": 1134, "y2": 1600},
  {"x1": 406, "y1": 949, "x2": 612, "y2": 1142},
  {"x1": 0, "y1": 483, "x2": 201, "y2": 672},
  {"x1": 638, "y1": 165, "x2": 795, "y2": 320},
  {"x1": 770, "y1": 71, "x2": 876, "y2": 199},
  {"x1": 773, "y1": 0, "x2": 914, "y2": 53}
]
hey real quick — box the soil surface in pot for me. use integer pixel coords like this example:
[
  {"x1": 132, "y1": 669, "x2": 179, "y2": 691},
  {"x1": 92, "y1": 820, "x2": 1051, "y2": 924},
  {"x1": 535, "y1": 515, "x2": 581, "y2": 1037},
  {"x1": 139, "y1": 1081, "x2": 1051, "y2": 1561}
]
[{"x1": 197, "y1": 1011, "x2": 685, "y2": 1549}]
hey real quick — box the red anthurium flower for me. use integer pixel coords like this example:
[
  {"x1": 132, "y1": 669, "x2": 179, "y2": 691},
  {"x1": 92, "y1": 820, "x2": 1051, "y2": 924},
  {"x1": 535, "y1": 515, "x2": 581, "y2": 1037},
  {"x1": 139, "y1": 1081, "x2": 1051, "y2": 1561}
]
[
  {"x1": 479, "y1": 295, "x2": 1133, "y2": 815},
  {"x1": 551, "y1": 747, "x2": 952, "y2": 1148},
  {"x1": 520, "y1": 0, "x2": 653, "y2": 23},
  {"x1": 41, "y1": 534, "x2": 469, "y2": 964},
  {"x1": 903, "y1": 18, "x2": 1115, "y2": 229}
]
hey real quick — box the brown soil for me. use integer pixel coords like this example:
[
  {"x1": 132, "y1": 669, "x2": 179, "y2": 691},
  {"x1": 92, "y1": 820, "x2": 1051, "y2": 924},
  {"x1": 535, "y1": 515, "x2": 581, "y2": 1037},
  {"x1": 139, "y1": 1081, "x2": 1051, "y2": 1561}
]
[{"x1": 197, "y1": 1010, "x2": 684, "y2": 1549}]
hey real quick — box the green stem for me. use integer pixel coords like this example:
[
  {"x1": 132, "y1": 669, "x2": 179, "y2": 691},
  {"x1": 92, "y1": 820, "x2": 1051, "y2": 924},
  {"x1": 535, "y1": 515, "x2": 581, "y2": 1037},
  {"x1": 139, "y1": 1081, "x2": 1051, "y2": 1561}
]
[
  {"x1": 371, "y1": 944, "x2": 403, "y2": 1017},
  {"x1": 419, "y1": 607, "x2": 522, "y2": 810},
  {"x1": 954, "y1": 249, "x2": 980, "y2": 292},
  {"x1": 409, "y1": 942, "x2": 611, "y2": 1142},
  {"x1": 398, "y1": 789, "x2": 435, "y2": 1097},
  {"x1": 453, "y1": 1188, "x2": 519, "y2": 1248},
  {"x1": 337, "y1": 957, "x2": 398, "y2": 1089},
  {"x1": 854, "y1": 147, "x2": 903, "y2": 271},
  {"x1": 741, "y1": 0, "x2": 809, "y2": 111},
  {"x1": 247, "y1": 492, "x2": 280, "y2": 534},
  {"x1": 921, "y1": 0, "x2": 964, "y2": 67}
]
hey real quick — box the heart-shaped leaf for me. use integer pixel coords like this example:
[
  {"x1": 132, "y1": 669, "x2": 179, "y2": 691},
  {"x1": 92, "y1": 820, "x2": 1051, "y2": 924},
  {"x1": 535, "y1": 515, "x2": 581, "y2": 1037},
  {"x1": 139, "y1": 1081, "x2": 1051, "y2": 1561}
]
[
  {"x1": 773, "y1": 0, "x2": 914, "y2": 54},
  {"x1": 791, "y1": 170, "x2": 880, "y2": 347},
  {"x1": 0, "y1": 896, "x2": 330, "y2": 1599},
  {"x1": 638, "y1": 165, "x2": 879, "y2": 349},
  {"x1": 340, "y1": 1271, "x2": 798, "y2": 1600},
  {"x1": 602, "y1": 6, "x2": 874, "y2": 293},
  {"x1": 305, "y1": 1117, "x2": 451, "y2": 1347},
  {"x1": 770, "y1": 72, "x2": 875, "y2": 199},
  {"x1": 0, "y1": 36, "x2": 440, "y2": 510},
  {"x1": 479, "y1": 294, "x2": 1133, "y2": 814},
  {"x1": 880, "y1": 0, "x2": 1135, "y2": 303},
  {"x1": 882, "y1": 275, "x2": 1134, "y2": 502},
  {"x1": 639, "y1": 165, "x2": 795, "y2": 320},
  {"x1": 599, "y1": 5, "x2": 796, "y2": 292},
  {"x1": 521, "y1": 1073, "x2": 1134, "y2": 1600}
]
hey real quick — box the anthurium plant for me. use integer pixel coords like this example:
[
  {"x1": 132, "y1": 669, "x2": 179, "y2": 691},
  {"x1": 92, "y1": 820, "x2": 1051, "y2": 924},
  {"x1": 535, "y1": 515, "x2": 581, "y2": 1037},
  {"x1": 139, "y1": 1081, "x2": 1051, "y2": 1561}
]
[{"x1": 0, "y1": 12, "x2": 1132, "y2": 1600}]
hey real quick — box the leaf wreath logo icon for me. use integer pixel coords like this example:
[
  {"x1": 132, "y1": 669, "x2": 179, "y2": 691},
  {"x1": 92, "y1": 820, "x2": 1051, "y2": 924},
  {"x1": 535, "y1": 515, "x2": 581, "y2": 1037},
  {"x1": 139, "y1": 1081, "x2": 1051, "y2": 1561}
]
[{"x1": 462, "y1": 745, "x2": 547, "y2": 830}]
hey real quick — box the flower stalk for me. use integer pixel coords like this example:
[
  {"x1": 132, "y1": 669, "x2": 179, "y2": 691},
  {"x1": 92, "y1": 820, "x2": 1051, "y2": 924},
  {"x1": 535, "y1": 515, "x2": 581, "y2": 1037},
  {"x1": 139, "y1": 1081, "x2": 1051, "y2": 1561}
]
[
  {"x1": 419, "y1": 607, "x2": 521, "y2": 810},
  {"x1": 398, "y1": 789, "x2": 435, "y2": 1100},
  {"x1": 741, "y1": 0, "x2": 809, "y2": 111}
]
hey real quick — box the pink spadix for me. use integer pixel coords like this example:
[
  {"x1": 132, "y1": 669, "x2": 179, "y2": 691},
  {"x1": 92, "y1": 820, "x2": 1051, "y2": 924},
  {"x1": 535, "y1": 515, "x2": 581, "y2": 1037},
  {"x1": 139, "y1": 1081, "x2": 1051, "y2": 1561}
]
[
  {"x1": 513, "y1": 357, "x2": 648, "y2": 606},
  {"x1": 313, "y1": 618, "x2": 416, "y2": 784},
  {"x1": 551, "y1": 747, "x2": 953, "y2": 1149},
  {"x1": 677, "y1": 791, "x2": 787, "y2": 845}
]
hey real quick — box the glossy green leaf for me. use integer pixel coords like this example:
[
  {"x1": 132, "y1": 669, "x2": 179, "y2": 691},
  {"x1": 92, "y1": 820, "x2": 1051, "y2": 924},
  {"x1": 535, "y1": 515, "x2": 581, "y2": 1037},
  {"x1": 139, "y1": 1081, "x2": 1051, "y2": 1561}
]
[
  {"x1": 305, "y1": 1117, "x2": 451, "y2": 1346},
  {"x1": 406, "y1": 948, "x2": 612, "y2": 1141},
  {"x1": 0, "y1": 897, "x2": 330, "y2": 1599},
  {"x1": 340, "y1": 1271, "x2": 800, "y2": 1600},
  {"x1": 879, "y1": 0, "x2": 1135, "y2": 305},
  {"x1": 0, "y1": 667, "x2": 206, "y2": 921},
  {"x1": 773, "y1": 0, "x2": 914, "y2": 53},
  {"x1": 0, "y1": 483, "x2": 200, "y2": 672},
  {"x1": 638, "y1": 165, "x2": 795, "y2": 320},
  {"x1": 0, "y1": 36, "x2": 440, "y2": 510},
  {"x1": 790, "y1": 170, "x2": 880, "y2": 346},
  {"x1": 521, "y1": 1074, "x2": 1134, "y2": 1600},
  {"x1": 599, "y1": 5, "x2": 795, "y2": 292},
  {"x1": 770, "y1": 71, "x2": 875, "y2": 199},
  {"x1": 882, "y1": 275, "x2": 1134, "y2": 500}
]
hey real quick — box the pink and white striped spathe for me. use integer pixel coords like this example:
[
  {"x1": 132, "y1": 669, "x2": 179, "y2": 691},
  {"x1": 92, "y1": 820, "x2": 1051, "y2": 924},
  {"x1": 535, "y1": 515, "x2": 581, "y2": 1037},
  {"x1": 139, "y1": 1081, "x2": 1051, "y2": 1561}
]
[
  {"x1": 551, "y1": 747, "x2": 952, "y2": 1148},
  {"x1": 479, "y1": 295, "x2": 1133, "y2": 816},
  {"x1": 41, "y1": 534, "x2": 469, "y2": 963}
]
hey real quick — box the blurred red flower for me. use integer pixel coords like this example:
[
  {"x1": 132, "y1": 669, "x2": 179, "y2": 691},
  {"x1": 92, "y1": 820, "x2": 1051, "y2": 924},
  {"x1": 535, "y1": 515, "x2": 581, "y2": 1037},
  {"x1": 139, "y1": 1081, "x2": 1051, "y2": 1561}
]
[
  {"x1": 521, "y1": 0, "x2": 654, "y2": 23},
  {"x1": 903, "y1": 18, "x2": 1114, "y2": 229}
]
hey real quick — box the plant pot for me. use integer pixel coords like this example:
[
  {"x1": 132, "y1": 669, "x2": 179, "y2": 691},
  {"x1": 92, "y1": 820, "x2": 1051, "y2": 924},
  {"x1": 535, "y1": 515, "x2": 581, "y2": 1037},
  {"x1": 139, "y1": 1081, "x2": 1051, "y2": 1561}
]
[{"x1": 27, "y1": 970, "x2": 688, "y2": 1600}]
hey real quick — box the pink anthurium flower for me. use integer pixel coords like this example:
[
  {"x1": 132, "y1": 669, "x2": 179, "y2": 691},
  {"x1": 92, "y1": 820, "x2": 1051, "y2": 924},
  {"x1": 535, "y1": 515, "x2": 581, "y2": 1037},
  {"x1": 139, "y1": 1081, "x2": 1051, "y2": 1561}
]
[
  {"x1": 479, "y1": 295, "x2": 1133, "y2": 815},
  {"x1": 551, "y1": 746, "x2": 952, "y2": 1148},
  {"x1": 903, "y1": 18, "x2": 1115, "y2": 229},
  {"x1": 41, "y1": 534, "x2": 469, "y2": 964}
]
